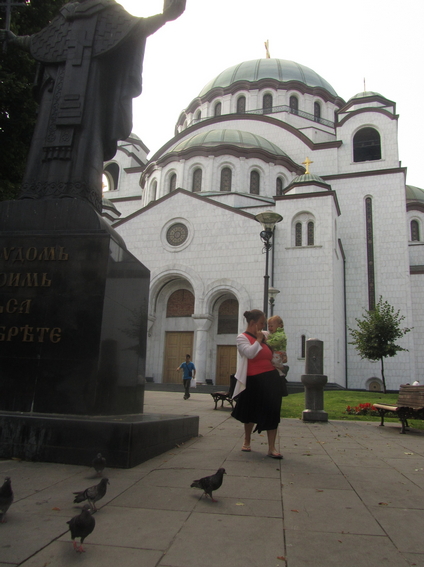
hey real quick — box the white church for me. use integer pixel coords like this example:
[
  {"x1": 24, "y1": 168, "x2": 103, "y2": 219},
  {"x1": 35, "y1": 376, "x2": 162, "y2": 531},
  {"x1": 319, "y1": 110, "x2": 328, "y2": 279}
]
[{"x1": 101, "y1": 57, "x2": 424, "y2": 392}]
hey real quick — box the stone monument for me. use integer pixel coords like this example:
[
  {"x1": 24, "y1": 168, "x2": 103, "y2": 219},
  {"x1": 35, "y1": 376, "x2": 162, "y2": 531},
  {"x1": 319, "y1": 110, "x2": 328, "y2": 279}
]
[
  {"x1": 0, "y1": 0, "x2": 198, "y2": 467},
  {"x1": 301, "y1": 338, "x2": 328, "y2": 422}
]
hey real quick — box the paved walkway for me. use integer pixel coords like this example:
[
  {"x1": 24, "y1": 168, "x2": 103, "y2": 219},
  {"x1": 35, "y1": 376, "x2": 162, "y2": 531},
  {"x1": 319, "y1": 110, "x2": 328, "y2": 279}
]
[{"x1": 1, "y1": 391, "x2": 424, "y2": 567}]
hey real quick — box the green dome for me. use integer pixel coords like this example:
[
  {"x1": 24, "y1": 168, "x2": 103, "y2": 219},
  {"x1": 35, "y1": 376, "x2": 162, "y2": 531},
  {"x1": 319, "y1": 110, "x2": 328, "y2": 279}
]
[
  {"x1": 349, "y1": 91, "x2": 383, "y2": 101},
  {"x1": 199, "y1": 58, "x2": 338, "y2": 98},
  {"x1": 171, "y1": 129, "x2": 287, "y2": 156},
  {"x1": 289, "y1": 173, "x2": 328, "y2": 186},
  {"x1": 406, "y1": 185, "x2": 424, "y2": 202}
]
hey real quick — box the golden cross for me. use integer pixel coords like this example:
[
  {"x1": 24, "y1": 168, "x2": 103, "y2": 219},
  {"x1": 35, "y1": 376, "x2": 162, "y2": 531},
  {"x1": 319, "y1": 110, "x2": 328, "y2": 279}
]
[
  {"x1": 264, "y1": 39, "x2": 270, "y2": 59},
  {"x1": 302, "y1": 157, "x2": 313, "y2": 174}
]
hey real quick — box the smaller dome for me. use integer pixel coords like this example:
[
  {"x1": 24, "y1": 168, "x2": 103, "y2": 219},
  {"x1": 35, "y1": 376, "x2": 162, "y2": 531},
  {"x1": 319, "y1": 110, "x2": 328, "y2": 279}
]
[
  {"x1": 289, "y1": 173, "x2": 328, "y2": 186},
  {"x1": 171, "y1": 129, "x2": 287, "y2": 156},
  {"x1": 406, "y1": 185, "x2": 424, "y2": 203},
  {"x1": 349, "y1": 91, "x2": 383, "y2": 101}
]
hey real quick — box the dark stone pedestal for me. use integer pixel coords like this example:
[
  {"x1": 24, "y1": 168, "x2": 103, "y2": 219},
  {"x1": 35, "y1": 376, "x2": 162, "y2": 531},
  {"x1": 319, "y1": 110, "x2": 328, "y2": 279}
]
[
  {"x1": 0, "y1": 199, "x2": 149, "y2": 415},
  {"x1": 0, "y1": 199, "x2": 199, "y2": 466},
  {"x1": 0, "y1": 412, "x2": 199, "y2": 468}
]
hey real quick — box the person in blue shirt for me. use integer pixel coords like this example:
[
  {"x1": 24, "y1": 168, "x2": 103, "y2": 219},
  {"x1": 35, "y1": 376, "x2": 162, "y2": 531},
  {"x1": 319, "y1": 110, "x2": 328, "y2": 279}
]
[{"x1": 176, "y1": 355, "x2": 196, "y2": 399}]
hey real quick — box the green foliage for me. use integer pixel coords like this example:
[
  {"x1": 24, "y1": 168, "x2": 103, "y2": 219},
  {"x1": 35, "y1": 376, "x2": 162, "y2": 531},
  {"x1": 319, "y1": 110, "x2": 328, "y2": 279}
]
[
  {"x1": 348, "y1": 297, "x2": 411, "y2": 392},
  {"x1": 0, "y1": 0, "x2": 68, "y2": 201}
]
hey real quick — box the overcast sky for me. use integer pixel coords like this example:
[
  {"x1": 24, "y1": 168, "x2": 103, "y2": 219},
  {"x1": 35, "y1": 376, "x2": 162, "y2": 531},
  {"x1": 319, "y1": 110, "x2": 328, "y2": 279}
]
[{"x1": 119, "y1": 0, "x2": 424, "y2": 189}]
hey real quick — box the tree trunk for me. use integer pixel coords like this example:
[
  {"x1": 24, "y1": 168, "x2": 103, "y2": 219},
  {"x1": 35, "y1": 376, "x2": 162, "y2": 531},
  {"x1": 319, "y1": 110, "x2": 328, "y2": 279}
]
[{"x1": 380, "y1": 357, "x2": 387, "y2": 393}]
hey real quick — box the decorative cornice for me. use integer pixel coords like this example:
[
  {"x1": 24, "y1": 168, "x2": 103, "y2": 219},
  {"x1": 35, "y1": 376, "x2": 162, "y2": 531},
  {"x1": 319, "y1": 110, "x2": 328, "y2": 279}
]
[
  {"x1": 336, "y1": 107, "x2": 398, "y2": 128},
  {"x1": 338, "y1": 94, "x2": 396, "y2": 114},
  {"x1": 275, "y1": 189, "x2": 341, "y2": 216},
  {"x1": 407, "y1": 202, "x2": 424, "y2": 213},
  {"x1": 322, "y1": 167, "x2": 406, "y2": 181},
  {"x1": 148, "y1": 114, "x2": 341, "y2": 176},
  {"x1": 410, "y1": 265, "x2": 424, "y2": 275},
  {"x1": 113, "y1": 188, "x2": 257, "y2": 228},
  {"x1": 107, "y1": 195, "x2": 142, "y2": 203}
]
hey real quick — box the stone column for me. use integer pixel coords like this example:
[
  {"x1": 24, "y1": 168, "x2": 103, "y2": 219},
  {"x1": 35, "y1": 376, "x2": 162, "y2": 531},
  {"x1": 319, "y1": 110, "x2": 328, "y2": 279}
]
[
  {"x1": 192, "y1": 314, "x2": 213, "y2": 384},
  {"x1": 301, "y1": 338, "x2": 328, "y2": 422}
]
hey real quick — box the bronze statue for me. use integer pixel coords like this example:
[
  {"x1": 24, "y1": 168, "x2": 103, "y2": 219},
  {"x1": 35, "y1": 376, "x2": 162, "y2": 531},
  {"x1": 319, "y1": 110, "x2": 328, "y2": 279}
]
[{"x1": 0, "y1": 0, "x2": 186, "y2": 213}]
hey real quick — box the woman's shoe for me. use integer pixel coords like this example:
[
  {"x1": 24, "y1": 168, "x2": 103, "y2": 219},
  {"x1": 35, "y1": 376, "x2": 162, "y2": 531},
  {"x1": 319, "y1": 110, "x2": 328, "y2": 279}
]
[
  {"x1": 267, "y1": 452, "x2": 283, "y2": 459},
  {"x1": 241, "y1": 445, "x2": 251, "y2": 452}
]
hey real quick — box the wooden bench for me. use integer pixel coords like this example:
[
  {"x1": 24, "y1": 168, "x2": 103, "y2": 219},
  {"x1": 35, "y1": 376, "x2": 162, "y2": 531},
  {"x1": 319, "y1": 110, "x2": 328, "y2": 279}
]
[
  {"x1": 373, "y1": 384, "x2": 424, "y2": 434},
  {"x1": 210, "y1": 375, "x2": 236, "y2": 410}
]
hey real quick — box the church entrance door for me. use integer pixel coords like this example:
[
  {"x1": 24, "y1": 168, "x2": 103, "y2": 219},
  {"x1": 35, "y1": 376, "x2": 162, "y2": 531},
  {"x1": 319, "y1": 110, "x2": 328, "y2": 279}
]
[
  {"x1": 216, "y1": 345, "x2": 237, "y2": 386},
  {"x1": 163, "y1": 332, "x2": 194, "y2": 383}
]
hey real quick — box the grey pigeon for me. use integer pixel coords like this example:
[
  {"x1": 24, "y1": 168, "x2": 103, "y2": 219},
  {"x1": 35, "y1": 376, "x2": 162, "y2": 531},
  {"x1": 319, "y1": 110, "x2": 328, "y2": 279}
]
[
  {"x1": 73, "y1": 478, "x2": 109, "y2": 511},
  {"x1": 92, "y1": 453, "x2": 106, "y2": 477},
  {"x1": 67, "y1": 504, "x2": 96, "y2": 553},
  {"x1": 191, "y1": 468, "x2": 226, "y2": 502},
  {"x1": 0, "y1": 477, "x2": 13, "y2": 523}
]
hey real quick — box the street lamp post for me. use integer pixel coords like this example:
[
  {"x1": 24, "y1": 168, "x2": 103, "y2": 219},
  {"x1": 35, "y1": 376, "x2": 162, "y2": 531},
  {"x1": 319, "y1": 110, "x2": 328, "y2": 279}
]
[
  {"x1": 268, "y1": 286, "x2": 280, "y2": 316},
  {"x1": 254, "y1": 211, "x2": 283, "y2": 321}
]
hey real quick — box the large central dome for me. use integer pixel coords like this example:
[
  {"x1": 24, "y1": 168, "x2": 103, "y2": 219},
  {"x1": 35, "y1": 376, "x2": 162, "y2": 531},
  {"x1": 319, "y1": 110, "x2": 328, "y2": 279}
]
[{"x1": 199, "y1": 58, "x2": 338, "y2": 98}]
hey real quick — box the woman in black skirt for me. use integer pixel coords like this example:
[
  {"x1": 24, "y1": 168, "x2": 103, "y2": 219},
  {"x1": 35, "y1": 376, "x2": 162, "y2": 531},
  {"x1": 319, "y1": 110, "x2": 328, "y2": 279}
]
[{"x1": 231, "y1": 309, "x2": 284, "y2": 459}]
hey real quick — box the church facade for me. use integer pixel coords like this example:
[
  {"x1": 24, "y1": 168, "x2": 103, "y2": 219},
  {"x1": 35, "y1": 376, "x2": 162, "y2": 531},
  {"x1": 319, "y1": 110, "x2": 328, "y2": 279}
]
[{"x1": 102, "y1": 58, "x2": 424, "y2": 391}]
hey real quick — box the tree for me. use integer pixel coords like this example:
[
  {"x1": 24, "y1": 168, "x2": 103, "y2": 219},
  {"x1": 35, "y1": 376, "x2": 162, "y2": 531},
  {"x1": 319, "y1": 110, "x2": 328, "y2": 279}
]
[
  {"x1": 349, "y1": 297, "x2": 412, "y2": 393},
  {"x1": 0, "y1": 0, "x2": 67, "y2": 201}
]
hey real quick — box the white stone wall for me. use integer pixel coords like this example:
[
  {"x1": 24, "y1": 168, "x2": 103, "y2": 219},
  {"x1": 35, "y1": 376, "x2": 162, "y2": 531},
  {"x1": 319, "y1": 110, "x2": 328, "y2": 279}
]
[
  {"x1": 411, "y1": 274, "x2": 424, "y2": 381},
  {"x1": 331, "y1": 171, "x2": 416, "y2": 389}
]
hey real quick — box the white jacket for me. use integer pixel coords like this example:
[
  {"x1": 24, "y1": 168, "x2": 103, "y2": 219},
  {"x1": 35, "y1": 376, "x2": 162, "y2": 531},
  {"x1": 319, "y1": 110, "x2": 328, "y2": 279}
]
[{"x1": 233, "y1": 333, "x2": 262, "y2": 398}]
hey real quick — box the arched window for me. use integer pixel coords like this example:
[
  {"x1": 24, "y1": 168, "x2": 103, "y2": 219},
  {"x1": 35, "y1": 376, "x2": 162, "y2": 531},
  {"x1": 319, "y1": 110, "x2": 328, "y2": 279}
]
[
  {"x1": 237, "y1": 96, "x2": 246, "y2": 114},
  {"x1": 102, "y1": 162, "x2": 119, "y2": 192},
  {"x1": 217, "y1": 299, "x2": 239, "y2": 334},
  {"x1": 192, "y1": 168, "x2": 202, "y2": 192},
  {"x1": 353, "y1": 127, "x2": 381, "y2": 162},
  {"x1": 263, "y1": 93, "x2": 273, "y2": 113},
  {"x1": 307, "y1": 221, "x2": 314, "y2": 245},
  {"x1": 290, "y1": 96, "x2": 298, "y2": 115},
  {"x1": 220, "y1": 167, "x2": 232, "y2": 191},
  {"x1": 166, "y1": 290, "x2": 194, "y2": 317},
  {"x1": 250, "y1": 170, "x2": 260, "y2": 194},
  {"x1": 314, "y1": 102, "x2": 321, "y2": 123},
  {"x1": 295, "y1": 222, "x2": 302, "y2": 246},
  {"x1": 276, "y1": 177, "x2": 284, "y2": 196},
  {"x1": 214, "y1": 102, "x2": 222, "y2": 117},
  {"x1": 411, "y1": 220, "x2": 420, "y2": 241},
  {"x1": 169, "y1": 173, "x2": 177, "y2": 193},
  {"x1": 150, "y1": 180, "x2": 157, "y2": 202},
  {"x1": 194, "y1": 110, "x2": 201, "y2": 123}
]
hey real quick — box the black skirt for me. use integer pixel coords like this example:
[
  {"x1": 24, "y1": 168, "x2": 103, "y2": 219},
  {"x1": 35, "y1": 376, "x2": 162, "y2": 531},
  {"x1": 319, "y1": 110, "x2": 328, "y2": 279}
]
[{"x1": 231, "y1": 369, "x2": 284, "y2": 433}]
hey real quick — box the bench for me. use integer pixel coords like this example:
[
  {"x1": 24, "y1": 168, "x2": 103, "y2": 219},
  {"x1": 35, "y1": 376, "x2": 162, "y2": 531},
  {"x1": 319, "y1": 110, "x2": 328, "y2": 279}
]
[
  {"x1": 210, "y1": 375, "x2": 236, "y2": 410},
  {"x1": 373, "y1": 384, "x2": 424, "y2": 434}
]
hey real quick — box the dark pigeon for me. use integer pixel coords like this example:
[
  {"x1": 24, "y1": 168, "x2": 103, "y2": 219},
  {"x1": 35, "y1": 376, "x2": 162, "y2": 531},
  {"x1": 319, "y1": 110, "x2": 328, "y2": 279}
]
[
  {"x1": 67, "y1": 504, "x2": 96, "y2": 553},
  {"x1": 73, "y1": 478, "x2": 109, "y2": 511},
  {"x1": 92, "y1": 453, "x2": 106, "y2": 477},
  {"x1": 191, "y1": 468, "x2": 226, "y2": 502},
  {"x1": 0, "y1": 477, "x2": 13, "y2": 523}
]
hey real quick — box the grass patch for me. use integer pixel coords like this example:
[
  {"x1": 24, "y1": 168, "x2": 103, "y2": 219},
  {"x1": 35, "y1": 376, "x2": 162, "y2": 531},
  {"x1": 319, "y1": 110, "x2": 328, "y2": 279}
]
[{"x1": 281, "y1": 390, "x2": 424, "y2": 429}]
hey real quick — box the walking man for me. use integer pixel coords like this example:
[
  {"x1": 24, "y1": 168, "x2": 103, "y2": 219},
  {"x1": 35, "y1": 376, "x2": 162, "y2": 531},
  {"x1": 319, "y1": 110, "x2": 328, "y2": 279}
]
[{"x1": 176, "y1": 355, "x2": 196, "y2": 399}]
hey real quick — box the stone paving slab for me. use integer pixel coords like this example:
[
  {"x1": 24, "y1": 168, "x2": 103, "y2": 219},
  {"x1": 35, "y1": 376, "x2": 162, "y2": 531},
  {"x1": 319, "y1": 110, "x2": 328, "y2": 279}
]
[{"x1": 1, "y1": 391, "x2": 424, "y2": 567}]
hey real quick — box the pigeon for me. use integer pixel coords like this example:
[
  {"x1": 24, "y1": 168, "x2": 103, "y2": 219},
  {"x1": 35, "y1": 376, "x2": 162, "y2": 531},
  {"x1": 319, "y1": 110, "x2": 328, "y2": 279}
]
[
  {"x1": 67, "y1": 504, "x2": 96, "y2": 553},
  {"x1": 73, "y1": 478, "x2": 109, "y2": 511},
  {"x1": 191, "y1": 468, "x2": 226, "y2": 502},
  {"x1": 0, "y1": 477, "x2": 13, "y2": 523},
  {"x1": 92, "y1": 453, "x2": 106, "y2": 477}
]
